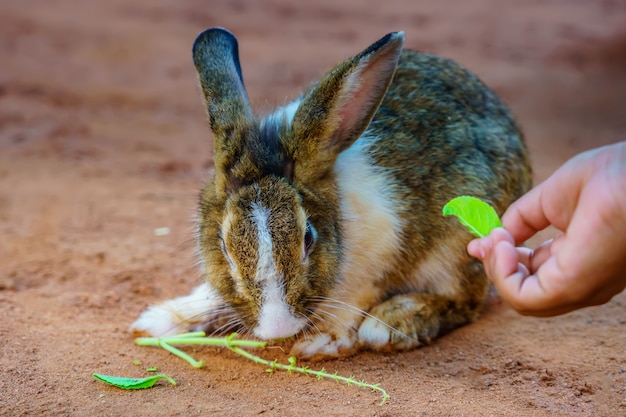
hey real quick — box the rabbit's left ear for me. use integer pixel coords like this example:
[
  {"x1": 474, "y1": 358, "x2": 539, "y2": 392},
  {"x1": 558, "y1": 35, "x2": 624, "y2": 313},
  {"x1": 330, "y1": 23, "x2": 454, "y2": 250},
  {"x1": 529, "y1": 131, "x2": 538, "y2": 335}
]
[
  {"x1": 193, "y1": 28, "x2": 258, "y2": 195},
  {"x1": 192, "y1": 27, "x2": 253, "y2": 136},
  {"x1": 288, "y1": 32, "x2": 405, "y2": 181}
]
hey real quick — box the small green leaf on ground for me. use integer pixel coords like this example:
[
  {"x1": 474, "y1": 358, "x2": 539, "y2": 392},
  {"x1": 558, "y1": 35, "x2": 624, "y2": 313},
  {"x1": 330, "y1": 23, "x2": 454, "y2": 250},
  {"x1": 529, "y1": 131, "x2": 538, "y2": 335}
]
[
  {"x1": 442, "y1": 196, "x2": 502, "y2": 238},
  {"x1": 92, "y1": 373, "x2": 176, "y2": 390},
  {"x1": 146, "y1": 366, "x2": 158, "y2": 372}
]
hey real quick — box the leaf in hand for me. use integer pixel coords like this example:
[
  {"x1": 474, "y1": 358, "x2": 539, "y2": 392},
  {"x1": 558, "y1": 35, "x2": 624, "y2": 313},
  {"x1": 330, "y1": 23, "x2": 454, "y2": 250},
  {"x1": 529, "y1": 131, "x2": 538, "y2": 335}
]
[
  {"x1": 93, "y1": 373, "x2": 177, "y2": 389},
  {"x1": 442, "y1": 196, "x2": 502, "y2": 238}
]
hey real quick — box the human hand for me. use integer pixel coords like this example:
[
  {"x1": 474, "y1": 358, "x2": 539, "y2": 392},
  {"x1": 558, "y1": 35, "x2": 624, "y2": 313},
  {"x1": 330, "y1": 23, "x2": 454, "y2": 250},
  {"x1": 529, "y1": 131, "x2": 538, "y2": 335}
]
[{"x1": 468, "y1": 142, "x2": 626, "y2": 316}]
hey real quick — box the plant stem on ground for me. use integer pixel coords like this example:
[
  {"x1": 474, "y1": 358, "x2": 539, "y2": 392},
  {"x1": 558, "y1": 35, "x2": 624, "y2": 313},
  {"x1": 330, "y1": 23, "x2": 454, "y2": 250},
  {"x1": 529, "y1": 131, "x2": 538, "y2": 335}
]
[{"x1": 135, "y1": 332, "x2": 389, "y2": 405}]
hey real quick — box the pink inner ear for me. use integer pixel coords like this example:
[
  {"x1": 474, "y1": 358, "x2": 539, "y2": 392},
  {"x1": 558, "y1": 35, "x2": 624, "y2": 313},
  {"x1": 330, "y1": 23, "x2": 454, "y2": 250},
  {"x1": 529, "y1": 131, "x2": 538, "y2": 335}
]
[
  {"x1": 333, "y1": 56, "x2": 398, "y2": 144},
  {"x1": 335, "y1": 69, "x2": 370, "y2": 137}
]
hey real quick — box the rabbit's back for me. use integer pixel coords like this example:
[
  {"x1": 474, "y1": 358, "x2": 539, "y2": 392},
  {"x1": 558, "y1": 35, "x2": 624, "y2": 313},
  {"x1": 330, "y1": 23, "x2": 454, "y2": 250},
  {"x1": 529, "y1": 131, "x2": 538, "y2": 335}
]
[{"x1": 367, "y1": 50, "x2": 532, "y2": 222}]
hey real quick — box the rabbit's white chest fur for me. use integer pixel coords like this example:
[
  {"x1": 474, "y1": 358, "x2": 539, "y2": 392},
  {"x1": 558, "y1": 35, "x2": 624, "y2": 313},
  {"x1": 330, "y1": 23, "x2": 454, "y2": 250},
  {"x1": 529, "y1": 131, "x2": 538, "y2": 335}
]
[
  {"x1": 333, "y1": 135, "x2": 403, "y2": 286},
  {"x1": 333, "y1": 133, "x2": 464, "y2": 298}
]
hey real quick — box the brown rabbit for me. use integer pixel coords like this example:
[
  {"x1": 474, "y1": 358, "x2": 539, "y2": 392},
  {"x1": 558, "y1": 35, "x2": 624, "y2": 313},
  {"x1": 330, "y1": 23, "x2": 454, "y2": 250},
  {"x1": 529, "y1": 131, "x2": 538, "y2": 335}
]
[{"x1": 131, "y1": 28, "x2": 532, "y2": 359}]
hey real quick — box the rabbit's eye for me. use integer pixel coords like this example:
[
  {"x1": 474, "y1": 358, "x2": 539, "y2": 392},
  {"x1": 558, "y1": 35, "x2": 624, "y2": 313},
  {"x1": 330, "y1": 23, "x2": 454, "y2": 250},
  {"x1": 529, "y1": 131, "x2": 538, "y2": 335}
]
[{"x1": 303, "y1": 221, "x2": 317, "y2": 262}]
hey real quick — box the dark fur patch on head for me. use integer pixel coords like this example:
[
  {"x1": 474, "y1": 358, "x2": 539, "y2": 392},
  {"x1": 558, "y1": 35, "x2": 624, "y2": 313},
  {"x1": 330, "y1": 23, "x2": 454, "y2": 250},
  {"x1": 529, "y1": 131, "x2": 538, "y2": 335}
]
[
  {"x1": 221, "y1": 117, "x2": 293, "y2": 191},
  {"x1": 255, "y1": 116, "x2": 293, "y2": 181}
]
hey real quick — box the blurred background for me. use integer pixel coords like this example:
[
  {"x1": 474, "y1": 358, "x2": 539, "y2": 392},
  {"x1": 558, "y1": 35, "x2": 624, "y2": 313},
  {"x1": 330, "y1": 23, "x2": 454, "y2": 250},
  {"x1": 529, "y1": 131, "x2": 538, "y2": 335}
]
[{"x1": 2, "y1": 0, "x2": 625, "y2": 178}]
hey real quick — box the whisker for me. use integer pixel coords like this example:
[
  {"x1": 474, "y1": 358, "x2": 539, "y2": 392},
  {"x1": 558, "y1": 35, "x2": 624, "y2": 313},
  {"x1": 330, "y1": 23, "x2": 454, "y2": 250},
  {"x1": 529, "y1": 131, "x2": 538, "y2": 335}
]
[
  {"x1": 208, "y1": 316, "x2": 245, "y2": 336},
  {"x1": 154, "y1": 301, "x2": 237, "y2": 335},
  {"x1": 308, "y1": 295, "x2": 412, "y2": 341},
  {"x1": 301, "y1": 310, "x2": 323, "y2": 337},
  {"x1": 308, "y1": 307, "x2": 355, "y2": 333}
]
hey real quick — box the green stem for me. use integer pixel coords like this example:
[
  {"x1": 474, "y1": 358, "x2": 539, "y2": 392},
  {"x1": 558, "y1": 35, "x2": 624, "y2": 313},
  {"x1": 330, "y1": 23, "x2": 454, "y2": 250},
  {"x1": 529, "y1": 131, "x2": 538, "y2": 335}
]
[
  {"x1": 158, "y1": 340, "x2": 206, "y2": 368},
  {"x1": 135, "y1": 332, "x2": 389, "y2": 405},
  {"x1": 228, "y1": 346, "x2": 389, "y2": 405},
  {"x1": 136, "y1": 333, "x2": 267, "y2": 349},
  {"x1": 135, "y1": 332, "x2": 266, "y2": 369}
]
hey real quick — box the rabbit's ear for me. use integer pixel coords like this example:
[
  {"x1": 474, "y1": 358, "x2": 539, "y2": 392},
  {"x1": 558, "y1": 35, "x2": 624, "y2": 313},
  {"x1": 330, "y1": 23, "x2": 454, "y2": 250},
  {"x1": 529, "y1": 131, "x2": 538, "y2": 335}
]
[
  {"x1": 193, "y1": 28, "x2": 256, "y2": 192},
  {"x1": 289, "y1": 32, "x2": 405, "y2": 180},
  {"x1": 193, "y1": 27, "x2": 253, "y2": 131}
]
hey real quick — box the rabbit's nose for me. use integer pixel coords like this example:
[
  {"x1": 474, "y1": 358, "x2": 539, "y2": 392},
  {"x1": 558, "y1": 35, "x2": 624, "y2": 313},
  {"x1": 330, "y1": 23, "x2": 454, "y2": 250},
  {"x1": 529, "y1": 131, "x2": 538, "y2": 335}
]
[{"x1": 254, "y1": 298, "x2": 306, "y2": 340}]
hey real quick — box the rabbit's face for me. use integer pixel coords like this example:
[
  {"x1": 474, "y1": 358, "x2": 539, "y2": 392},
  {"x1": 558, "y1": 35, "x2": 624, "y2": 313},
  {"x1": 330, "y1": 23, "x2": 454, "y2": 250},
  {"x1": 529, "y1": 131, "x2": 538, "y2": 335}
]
[
  {"x1": 193, "y1": 28, "x2": 404, "y2": 341},
  {"x1": 201, "y1": 176, "x2": 332, "y2": 340}
]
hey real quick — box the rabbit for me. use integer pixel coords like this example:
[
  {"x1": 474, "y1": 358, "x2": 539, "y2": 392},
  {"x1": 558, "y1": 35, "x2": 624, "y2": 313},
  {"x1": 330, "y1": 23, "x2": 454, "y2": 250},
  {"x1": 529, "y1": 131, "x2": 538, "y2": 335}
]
[{"x1": 131, "y1": 27, "x2": 532, "y2": 360}]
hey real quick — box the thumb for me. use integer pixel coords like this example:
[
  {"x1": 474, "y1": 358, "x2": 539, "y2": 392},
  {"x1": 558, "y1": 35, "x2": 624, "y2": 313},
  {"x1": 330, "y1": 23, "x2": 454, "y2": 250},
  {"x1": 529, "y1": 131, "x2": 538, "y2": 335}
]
[{"x1": 467, "y1": 228, "x2": 513, "y2": 261}]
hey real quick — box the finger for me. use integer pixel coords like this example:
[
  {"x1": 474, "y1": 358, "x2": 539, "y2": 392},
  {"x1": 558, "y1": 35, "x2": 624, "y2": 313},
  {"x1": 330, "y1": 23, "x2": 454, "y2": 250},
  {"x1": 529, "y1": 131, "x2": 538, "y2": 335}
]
[
  {"x1": 525, "y1": 238, "x2": 554, "y2": 273},
  {"x1": 508, "y1": 255, "x2": 578, "y2": 317},
  {"x1": 486, "y1": 239, "x2": 532, "y2": 302},
  {"x1": 502, "y1": 153, "x2": 590, "y2": 245},
  {"x1": 485, "y1": 238, "x2": 569, "y2": 315},
  {"x1": 489, "y1": 227, "x2": 515, "y2": 247},
  {"x1": 467, "y1": 238, "x2": 488, "y2": 260},
  {"x1": 514, "y1": 246, "x2": 533, "y2": 266},
  {"x1": 501, "y1": 185, "x2": 552, "y2": 245},
  {"x1": 488, "y1": 237, "x2": 523, "y2": 285},
  {"x1": 467, "y1": 227, "x2": 512, "y2": 261},
  {"x1": 549, "y1": 233, "x2": 564, "y2": 255}
]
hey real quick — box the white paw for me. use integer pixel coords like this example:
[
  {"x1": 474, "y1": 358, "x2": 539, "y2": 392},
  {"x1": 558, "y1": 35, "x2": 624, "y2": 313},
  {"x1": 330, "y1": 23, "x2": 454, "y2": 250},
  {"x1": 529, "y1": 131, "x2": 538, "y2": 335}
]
[
  {"x1": 129, "y1": 283, "x2": 223, "y2": 336},
  {"x1": 357, "y1": 316, "x2": 391, "y2": 350},
  {"x1": 291, "y1": 332, "x2": 356, "y2": 359},
  {"x1": 130, "y1": 304, "x2": 183, "y2": 336}
]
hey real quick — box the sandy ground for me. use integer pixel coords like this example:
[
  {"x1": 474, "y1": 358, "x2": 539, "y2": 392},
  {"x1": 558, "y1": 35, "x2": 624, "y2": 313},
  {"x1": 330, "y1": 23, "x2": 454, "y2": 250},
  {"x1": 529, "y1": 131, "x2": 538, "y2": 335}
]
[{"x1": 1, "y1": 0, "x2": 625, "y2": 416}]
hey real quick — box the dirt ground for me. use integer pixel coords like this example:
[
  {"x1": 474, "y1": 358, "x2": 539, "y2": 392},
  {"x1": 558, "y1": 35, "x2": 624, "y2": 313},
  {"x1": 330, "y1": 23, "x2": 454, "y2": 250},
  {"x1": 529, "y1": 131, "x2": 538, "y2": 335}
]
[{"x1": 1, "y1": 0, "x2": 625, "y2": 416}]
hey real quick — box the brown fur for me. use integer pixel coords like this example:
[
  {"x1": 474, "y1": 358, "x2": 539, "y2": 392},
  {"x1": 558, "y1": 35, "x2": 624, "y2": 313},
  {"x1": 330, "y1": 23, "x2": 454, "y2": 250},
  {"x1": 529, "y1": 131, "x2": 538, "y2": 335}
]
[{"x1": 140, "y1": 28, "x2": 532, "y2": 359}]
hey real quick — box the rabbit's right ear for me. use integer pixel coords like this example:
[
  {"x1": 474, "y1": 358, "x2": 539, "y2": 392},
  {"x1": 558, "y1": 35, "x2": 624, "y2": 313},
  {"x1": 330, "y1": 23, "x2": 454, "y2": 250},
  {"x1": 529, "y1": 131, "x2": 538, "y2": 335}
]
[
  {"x1": 288, "y1": 32, "x2": 405, "y2": 183},
  {"x1": 193, "y1": 28, "x2": 256, "y2": 194}
]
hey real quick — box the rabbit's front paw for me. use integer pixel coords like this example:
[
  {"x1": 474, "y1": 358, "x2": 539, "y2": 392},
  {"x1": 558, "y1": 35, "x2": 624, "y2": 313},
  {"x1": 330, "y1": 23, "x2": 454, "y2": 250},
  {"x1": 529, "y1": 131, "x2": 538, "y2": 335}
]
[
  {"x1": 291, "y1": 331, "x2": 358, "y2": 360},
  {"x1": 129, "y1": 283, "x2": 224, "y2": 337},
  {"x1": 130, "y1": 303, "x2": 184, "y2": 337}
]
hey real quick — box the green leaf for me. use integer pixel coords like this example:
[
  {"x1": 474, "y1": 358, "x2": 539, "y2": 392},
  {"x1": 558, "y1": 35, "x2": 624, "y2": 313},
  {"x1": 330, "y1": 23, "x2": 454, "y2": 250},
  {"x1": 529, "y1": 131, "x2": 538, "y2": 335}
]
[
  {"x1": 442, "y1": 196, "x2": 502, "y2": 238},
  {"x1": 92, "y1": 373, "x2": 176, "y2": 390}
]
